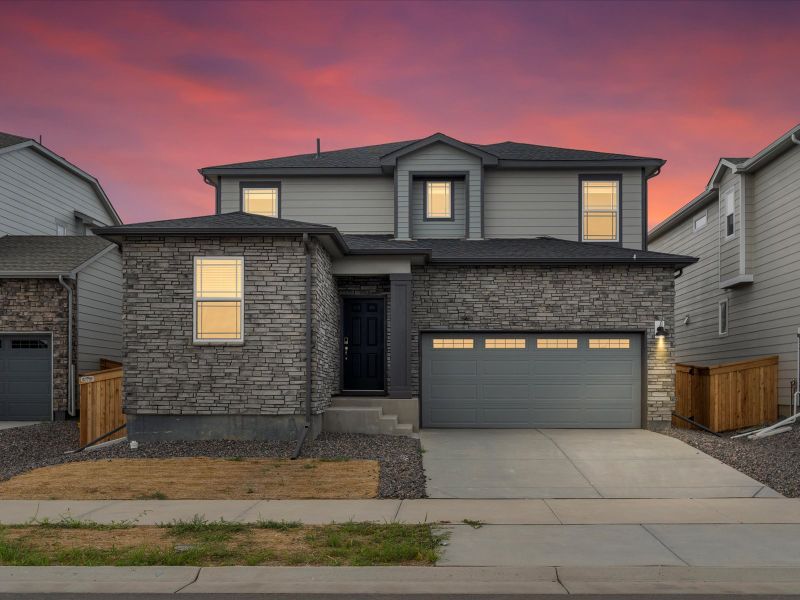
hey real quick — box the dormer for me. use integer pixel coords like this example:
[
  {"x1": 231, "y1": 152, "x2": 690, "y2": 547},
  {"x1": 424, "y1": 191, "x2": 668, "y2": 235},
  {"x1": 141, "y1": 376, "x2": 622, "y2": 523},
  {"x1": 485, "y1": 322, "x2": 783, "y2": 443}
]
[{"x1": 380, "y1": 134, "x2": 498, "y2": 240}]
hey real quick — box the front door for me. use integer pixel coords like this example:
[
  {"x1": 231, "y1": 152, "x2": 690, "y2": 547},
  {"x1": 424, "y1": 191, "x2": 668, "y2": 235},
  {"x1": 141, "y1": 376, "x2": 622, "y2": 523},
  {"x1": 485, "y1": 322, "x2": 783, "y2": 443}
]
[{"x1": 342, "y1": 298, "x2": 385, "y2": 391}]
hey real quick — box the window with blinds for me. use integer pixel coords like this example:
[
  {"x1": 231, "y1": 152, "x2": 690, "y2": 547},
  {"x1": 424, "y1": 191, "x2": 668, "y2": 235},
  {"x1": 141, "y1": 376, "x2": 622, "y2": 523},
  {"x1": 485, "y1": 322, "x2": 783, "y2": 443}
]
[{"x1": 194, "y1": 257, "x2": 244, "y2": 342}]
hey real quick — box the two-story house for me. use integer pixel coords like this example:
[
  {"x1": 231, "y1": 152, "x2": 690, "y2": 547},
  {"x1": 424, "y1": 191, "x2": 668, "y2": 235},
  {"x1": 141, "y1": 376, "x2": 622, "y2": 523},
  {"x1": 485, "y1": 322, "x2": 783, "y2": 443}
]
[
  {"x1": 0, "y1": 131, "x2": 123, "y2": 420},
  {"x1": 96, "y1": 133, "x2": 695, "y2": 442},
  {"x1": 649, "y1": 124, "x2": 800, "y2": 417}
]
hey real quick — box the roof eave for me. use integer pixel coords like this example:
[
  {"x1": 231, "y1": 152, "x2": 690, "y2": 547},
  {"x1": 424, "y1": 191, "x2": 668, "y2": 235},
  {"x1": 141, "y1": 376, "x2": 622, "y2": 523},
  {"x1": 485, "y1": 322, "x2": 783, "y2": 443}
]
[
  {"x1": 737, "y1": 125, "x2": 800, "y2": 173},
  {"x1": 495, "y1": 158, "x2": 666, "y2": 172},
  {"x1": 198, "y1": 167, "x2": 384, "y2": 176},
  {"x1": 648, "y1": 188, "x2": 719, "y2": 242},
  {"x1": 430, "y1": 256, "x2": 697, "y2": 267}
]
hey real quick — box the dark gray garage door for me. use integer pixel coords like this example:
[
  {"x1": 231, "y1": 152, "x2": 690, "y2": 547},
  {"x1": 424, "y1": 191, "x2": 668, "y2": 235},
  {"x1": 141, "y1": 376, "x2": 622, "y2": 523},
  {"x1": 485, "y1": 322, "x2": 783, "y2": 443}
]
[
  {"x1": 0, "y1": 334, "x2": 52, "y2": 420},
  {"x1": 421, "y1": 333, "x2": 642, "y2": 428}
]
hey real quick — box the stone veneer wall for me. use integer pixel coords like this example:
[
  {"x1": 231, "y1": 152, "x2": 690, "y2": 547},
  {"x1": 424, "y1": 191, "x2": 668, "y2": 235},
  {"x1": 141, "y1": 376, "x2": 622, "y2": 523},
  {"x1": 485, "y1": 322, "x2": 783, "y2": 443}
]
[
  {"x1": 123, "y1": 235, "x2": 338, "y2": 422},
  {"x1": 336, "y1": 276, "x2": 391, "y2": 390},
  {"x1": 0, "y1": 278, "x2": 74, "y2": 416},
  {"x1": 311, "y1": 241, "x2": 339, "y2": 412},
  {"x1": 410, "y1": 264, "x2": 676, "y2": 426}
]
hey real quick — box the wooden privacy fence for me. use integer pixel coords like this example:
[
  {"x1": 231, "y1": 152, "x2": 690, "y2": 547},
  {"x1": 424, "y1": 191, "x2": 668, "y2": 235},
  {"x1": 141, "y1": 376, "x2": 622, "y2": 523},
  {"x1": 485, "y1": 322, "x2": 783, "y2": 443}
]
[
  {"x1": 673, "y1": 356, "x2": 778, "y2": 432},
  {"x1": 79, "y1": 367, "x2": 125, "y2": 446}
]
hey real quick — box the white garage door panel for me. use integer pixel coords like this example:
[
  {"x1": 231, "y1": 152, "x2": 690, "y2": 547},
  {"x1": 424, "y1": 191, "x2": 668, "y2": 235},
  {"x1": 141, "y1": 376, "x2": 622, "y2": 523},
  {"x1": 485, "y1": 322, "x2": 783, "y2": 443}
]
[{"x1": 422, "y1": 333, "x2": 642, "y2": 429}]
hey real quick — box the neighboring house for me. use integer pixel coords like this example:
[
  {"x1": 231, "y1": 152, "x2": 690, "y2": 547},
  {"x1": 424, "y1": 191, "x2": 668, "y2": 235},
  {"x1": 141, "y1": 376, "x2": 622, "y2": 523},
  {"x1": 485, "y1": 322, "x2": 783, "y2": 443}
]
[
  {"x1": 0, "y1": 131, "x2": 123, "y2": 420},
  {"x1": 649, "y1": 124, "x2": 800, "y2": 416},
  {"x1": 96, "y1": 133, "x2": 695, "y2": 442}
]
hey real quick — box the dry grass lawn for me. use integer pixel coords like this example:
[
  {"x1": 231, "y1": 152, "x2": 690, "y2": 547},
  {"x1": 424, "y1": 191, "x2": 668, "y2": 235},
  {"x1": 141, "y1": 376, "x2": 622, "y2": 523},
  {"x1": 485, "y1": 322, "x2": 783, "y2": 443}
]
[
  {"x1": 0, "y1": 458, "x2": 379, "y2": 500},
  {"x1": 0, "y1": 520, "x2": 443, "y2": 566}
]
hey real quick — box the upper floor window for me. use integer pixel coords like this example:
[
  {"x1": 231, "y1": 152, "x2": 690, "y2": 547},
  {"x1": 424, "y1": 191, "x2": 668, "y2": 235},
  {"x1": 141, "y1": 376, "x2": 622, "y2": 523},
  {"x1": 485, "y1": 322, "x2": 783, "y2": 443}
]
[
  {"x1": 55, "y1": 220, "x2": 68, "y2": 236},
  {"x1": 581, "y1": 177, "x2": 620, "y2": 242},
  {"x1": 194, "y1": 257, "x2": 244, "y2": 343},
  {"x1": 425, "y1": 181, "x2": 453, "y2": 220},
  {"x1": 723, "y1": 191, "x2": 735, "y2": 239},
  {"x1": 718, "y1": 299, "x2": 729, "y2": 336},
  {"x1": 241, "y1": 183, "x2": 280, "y2": 218},
  {"x1": 693, "y1": 211, "x2": 707, "y2": 231}
]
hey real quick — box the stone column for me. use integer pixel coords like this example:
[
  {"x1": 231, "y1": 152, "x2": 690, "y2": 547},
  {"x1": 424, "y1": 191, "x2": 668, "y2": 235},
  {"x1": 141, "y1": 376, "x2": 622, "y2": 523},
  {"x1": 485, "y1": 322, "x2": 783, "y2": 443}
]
[{"x1": 388, "y1": 273, "x2": 412, "y2": 398}]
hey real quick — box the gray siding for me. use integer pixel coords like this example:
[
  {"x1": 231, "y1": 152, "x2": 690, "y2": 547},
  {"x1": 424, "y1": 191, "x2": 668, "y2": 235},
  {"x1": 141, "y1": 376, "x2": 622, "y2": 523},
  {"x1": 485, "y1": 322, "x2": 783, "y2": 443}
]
[
  {"x1": 651, "y1": 144, "x2": 800, "y2": 408},
  {"x1": 483, "y1": 168, "x2": 644, "y2": 248},
  {"x1": 395, "y1": 143, "x2": 482, "y2": 239},
  {"x1": 0, "y1": 146, "x2": 114, "y2": 236},
  {"x1": 219, "y1": 176, "x2": 394, "y2": 234},
  {"x1": 76, "y1": 248, "x2": 123, "y2": 372},
  {"x1": 718, "y1": 170, "x2": 741, "y2": 282},
  {"x1": 410, "y1": 179, "x2": 466, "y2": 238}
]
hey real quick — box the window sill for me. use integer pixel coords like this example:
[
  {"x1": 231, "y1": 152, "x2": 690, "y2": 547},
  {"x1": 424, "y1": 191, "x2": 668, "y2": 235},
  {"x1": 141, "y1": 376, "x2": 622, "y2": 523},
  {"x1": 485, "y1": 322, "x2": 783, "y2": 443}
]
[{"x1": 192, "y1": 341, "x2": 244, "y2": 346}]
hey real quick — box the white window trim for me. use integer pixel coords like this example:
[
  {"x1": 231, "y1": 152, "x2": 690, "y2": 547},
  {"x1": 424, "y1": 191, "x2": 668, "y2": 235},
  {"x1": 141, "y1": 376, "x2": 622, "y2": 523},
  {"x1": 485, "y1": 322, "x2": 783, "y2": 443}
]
[
  {"x1": 192, "y1": 256, "x2": 245, "y2": 345},
  {"x1": 723, "y1": 191, "x2": 736, "y2": 240},
  {"x1": 580, "y1": 178, "x2": 620, "y2": 243},
  {"x1": 693, "y1": 210, "x2": 707, "y2": 232},
  {"x1": 718, "y1": 299, "x2": 729, "y2": 336}
]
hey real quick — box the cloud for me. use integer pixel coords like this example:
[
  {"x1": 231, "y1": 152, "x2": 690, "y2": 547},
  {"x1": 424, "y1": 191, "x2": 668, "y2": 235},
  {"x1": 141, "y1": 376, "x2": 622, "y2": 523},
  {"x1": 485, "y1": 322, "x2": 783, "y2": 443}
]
[{"x1": 1, "y1": 0, "x2": 798, "y2": 224}]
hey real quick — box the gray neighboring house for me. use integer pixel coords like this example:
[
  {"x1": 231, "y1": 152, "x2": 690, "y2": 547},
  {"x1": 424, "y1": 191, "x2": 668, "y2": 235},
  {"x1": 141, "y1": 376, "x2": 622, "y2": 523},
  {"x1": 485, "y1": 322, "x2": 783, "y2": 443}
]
[
  {"x1": 96, "y1": 133, "x2": 695, "y2": 442},
  {"x1": 649, "y1": 124, "x2": 800, "y2": 415},
  {"x1": 0, "y1": 131, "x2": 123, "y2": 420}
]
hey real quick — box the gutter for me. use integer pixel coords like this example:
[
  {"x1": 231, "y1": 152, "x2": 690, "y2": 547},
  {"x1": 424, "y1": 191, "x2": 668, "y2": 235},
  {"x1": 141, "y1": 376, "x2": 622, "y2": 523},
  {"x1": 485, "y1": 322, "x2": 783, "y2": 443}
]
[
  {"x1": 57, "y1": 275, "x2": 76, "y2": 417},
  {"x1": 292, "y1": 233, "x2": 314, "y2": 459}
]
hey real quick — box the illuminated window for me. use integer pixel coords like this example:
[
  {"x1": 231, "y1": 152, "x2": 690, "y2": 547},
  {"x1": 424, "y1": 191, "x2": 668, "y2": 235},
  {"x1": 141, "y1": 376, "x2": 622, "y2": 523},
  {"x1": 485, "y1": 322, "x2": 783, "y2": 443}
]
[
  {"x1": 537, "y1": 338, "x2": 578, "y2": 349},
  {"x1": 582, "y1": 179, "x2": 619, "y2": 241},
  {"x1": 432, "y1": 338, "x2": 474, "y2": 349},
  {"x1": 194, "y1": 257, "x2": 243, "y2": 342},
  {"x1": 589, "y1": 339, "x2": 631, "y2": 349},
  {"x1": 242, "y1": 185, "x2": 279, "y2": 217},
  {"x1": 485, "y1": 338, "x2": 526, "y2": 349},
  {"x1": 425, "y1": 181, "x2": 452, "y2": 219}
]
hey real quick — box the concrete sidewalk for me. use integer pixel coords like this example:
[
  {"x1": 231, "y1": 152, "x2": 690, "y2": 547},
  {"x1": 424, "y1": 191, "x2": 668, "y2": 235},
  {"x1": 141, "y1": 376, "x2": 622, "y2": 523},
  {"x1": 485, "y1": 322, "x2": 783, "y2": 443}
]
[
  {"x1": 1, "y1": 497, "x2": 799, "y2": 525},
  {"x1": 3, "y1": 566, "x2": 800, "y2": 595}
]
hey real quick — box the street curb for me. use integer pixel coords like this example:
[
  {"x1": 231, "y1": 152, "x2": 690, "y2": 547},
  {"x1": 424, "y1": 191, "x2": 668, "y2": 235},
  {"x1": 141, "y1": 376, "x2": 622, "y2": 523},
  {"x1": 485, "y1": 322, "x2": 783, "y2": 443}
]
[{"x1": 1, "y1": 566, "x2": 800, "y2": 595}]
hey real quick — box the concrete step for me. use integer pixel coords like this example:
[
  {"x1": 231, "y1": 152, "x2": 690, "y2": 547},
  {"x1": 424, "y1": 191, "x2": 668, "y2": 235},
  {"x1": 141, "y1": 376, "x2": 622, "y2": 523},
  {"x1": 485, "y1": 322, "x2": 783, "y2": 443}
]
[
  {"x1": 323, "y1": 405, "x2": 413, "y2": 437},
  {"x1": 330, "y1": 396, "x2": 418, "y2": 433}
]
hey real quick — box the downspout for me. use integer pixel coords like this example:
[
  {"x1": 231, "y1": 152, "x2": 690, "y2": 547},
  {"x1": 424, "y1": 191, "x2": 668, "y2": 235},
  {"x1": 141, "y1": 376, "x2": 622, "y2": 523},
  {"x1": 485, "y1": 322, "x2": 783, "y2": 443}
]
[
  {"x1": 58, "y1": 275, "x2": 75, "y2": 417},
  {"x1": 292, "y1": 233, "x2": 313, "y2": 459}
]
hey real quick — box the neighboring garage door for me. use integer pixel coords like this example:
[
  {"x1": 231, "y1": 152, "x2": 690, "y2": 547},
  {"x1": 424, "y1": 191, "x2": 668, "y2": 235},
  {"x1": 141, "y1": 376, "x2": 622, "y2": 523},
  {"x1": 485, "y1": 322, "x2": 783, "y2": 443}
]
[
  {"x1": 0, "y1": 334, "x2": 52, "y2": 420},
  {"x1": 421, "y1": 332, "x2": 642, "y2": 428}
]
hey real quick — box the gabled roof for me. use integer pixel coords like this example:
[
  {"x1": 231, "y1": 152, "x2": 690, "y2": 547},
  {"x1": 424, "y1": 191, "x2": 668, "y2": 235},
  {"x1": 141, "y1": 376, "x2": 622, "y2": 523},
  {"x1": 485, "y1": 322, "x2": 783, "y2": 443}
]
[
  {"x1": 0, "y1": 235, "x2": 116, "y2": 277},
  {"x1": 378, "y1": 133, "x2": 499, "y2": 166},
  {"x1": 199, "y1": 134, "x2": 664, "y2": 175},
  {"x1": 0, "y1": 132, "x2": 30, "y2": 149},
  {"x1": 0, "y1": 131, "x2": 122, "y2": 226},
  {"x1": 649, "y1": 124, "x2": 800, "y2": 243},
  {"x1": 95, "y1": 212, "x2": 696, "y2": 267}
]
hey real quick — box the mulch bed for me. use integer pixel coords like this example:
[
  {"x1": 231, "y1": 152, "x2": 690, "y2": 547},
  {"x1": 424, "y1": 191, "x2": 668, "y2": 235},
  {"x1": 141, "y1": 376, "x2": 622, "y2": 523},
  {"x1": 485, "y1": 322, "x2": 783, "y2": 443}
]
[
  {"x1": 664, "y1": 425, "x2": 800, "y2": 497},
  {"x1": 0, "y1": 422, "x2": 426, "y2": 498}
]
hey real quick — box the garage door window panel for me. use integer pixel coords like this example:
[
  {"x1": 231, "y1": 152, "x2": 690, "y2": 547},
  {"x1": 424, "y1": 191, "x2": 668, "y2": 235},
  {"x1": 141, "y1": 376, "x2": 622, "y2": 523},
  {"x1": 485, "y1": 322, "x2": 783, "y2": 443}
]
[
  {"x1": 432, "y1": 338, "x2": 474, "y2": 349},
  {"x1": 589, "y1": 339, "x2": 631, "y2": 349},
  {"x1": 485, "y1": 339, "x2": 526, "y2": 349},
  {"x1": 537, "y1": 338, "x2": 578, "y2": 349}
]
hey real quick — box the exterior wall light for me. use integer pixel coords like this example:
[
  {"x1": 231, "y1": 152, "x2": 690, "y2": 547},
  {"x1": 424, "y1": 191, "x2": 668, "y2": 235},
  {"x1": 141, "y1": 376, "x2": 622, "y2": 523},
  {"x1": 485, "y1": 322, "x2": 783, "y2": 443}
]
[{"x1": 655, "y1": 319, "x2": 667, "y2": 338}]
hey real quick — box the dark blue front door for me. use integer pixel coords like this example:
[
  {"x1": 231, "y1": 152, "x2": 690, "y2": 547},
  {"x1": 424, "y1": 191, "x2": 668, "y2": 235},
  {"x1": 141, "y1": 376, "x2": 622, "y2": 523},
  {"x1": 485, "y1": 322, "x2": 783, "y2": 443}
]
[{"x1": 343, "y1": 298, "x2": 384, "y2": 391}]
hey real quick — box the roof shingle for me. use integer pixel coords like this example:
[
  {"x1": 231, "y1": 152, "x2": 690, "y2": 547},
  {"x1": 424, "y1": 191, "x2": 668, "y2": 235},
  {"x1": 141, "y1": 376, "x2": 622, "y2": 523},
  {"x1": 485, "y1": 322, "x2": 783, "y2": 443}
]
[
  {"x1": 0, "y1": 131, "x2": 30, "y2": 150},
  {"x1": 201, "y1": 137, "x2": 662, "y2": 171},
  {"x1": 0, "y1": 236, "x2": 114, "y2": 275}
]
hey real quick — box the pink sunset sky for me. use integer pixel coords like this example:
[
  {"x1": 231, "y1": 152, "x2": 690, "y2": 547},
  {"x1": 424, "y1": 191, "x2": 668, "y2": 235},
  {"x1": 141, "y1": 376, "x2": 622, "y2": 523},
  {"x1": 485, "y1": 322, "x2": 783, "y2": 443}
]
[{"x1": 2, "y1": 0, "x2": 798, "y2": 227}]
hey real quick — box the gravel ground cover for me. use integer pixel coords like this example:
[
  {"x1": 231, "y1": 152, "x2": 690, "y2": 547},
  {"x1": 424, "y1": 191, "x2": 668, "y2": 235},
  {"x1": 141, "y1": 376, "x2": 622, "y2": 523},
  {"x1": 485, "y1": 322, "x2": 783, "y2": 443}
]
[
  {"x1": 0, "y1": 422, "x2": 426, "y2": 498},
  {"x1": 664, "y1": 425, "x2": 800, "y2": 497}
]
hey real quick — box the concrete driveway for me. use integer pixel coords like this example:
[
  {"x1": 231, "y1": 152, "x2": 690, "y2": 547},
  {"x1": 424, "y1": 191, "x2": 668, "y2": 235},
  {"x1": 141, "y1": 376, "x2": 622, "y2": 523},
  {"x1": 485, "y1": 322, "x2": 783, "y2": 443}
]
[{"x1": 420, "y1": 429, "x2": 774, "y2": 499}]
